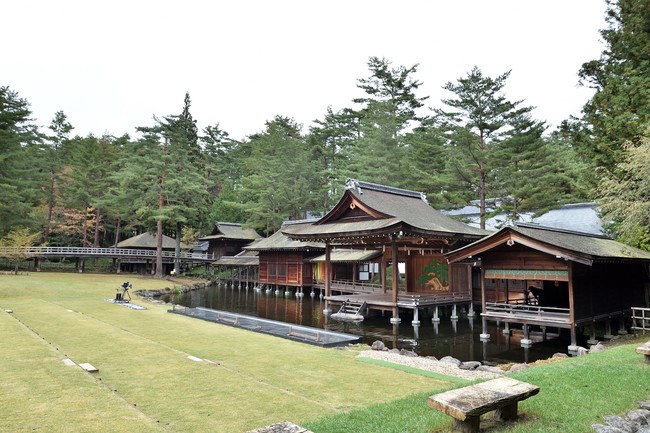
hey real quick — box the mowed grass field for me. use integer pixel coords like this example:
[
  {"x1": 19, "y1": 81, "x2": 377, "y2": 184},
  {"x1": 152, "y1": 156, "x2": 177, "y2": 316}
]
[{"x1": 0, "y1": 273, "x2": 452, "y2": 433}]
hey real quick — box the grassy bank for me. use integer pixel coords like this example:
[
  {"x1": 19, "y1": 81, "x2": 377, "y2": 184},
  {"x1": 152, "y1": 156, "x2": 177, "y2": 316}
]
[{"x1": 0, "y1": 273, "x2": 450, "y2": 433}]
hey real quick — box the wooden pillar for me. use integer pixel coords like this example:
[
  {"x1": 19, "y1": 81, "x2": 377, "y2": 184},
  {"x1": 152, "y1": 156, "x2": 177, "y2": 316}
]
[
  {"x1": 352, "y1": 262, "x2": 357, "y2": 289},
  {"x1": 390, "y1": 236, "x2": 400, "y2": 324},
  {"x1": 480, "y1": 264, "x2": 489, "y2": 340},
  {"x1": 381, "y1": 249, "x2": 387, "y2": 294},
  {"x1": 567, "y1": 262, "x2": 578, "y2": 350},
  {"x1": 324, "y1": 242, "x2": 332, "y2": 315}
]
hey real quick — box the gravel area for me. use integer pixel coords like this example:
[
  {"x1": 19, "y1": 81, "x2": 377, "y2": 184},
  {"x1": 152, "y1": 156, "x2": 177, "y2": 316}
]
[{"x1": 356, "y1": 350, "x2": 503, "y2": 380}]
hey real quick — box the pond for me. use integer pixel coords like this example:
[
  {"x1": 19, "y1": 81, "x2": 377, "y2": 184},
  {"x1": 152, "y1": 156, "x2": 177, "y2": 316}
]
[{"x1": 172, "y1": 283, "x2": 575, "y2": 363}]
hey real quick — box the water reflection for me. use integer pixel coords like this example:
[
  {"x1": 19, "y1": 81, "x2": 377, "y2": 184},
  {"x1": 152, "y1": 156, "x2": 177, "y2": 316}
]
[{"x1": 173, "y1": 284, "x2": 569, "y2": 363}]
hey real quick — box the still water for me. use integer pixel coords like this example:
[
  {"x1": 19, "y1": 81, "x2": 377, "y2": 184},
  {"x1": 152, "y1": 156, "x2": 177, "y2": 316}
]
[{"x1": 173, "y1": 283, "x2": 572, "y2": 363}]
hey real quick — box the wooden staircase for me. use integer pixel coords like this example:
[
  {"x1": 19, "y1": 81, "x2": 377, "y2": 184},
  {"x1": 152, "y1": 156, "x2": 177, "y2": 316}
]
[{"x1": 331, "y1": 300, "x2": 366, "y2": 321}]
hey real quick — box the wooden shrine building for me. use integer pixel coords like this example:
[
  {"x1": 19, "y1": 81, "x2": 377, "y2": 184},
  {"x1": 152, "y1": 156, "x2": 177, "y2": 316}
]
[
  {"x1": 283, "y1": 179, "x2": 487, "y2": 323},
  {"x1": 244, "y1": 220, "x2": 324, "y2": 292},
  {"x1": 198, "y1": 222, "x2": 260, "y2": 260},
  {"x1": 445, "y1": 223, "x2": 650, "y2": 351}
]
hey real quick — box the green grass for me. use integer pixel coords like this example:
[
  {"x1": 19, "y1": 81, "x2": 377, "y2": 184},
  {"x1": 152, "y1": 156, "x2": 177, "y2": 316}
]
[
  {"x1": 2, "y1": 272, "x2": 649, "y2": 433},
  {"x1": 0, "y1": 273, "x2": 451, "y2": 433},
  {"x1": 307, "y1": 336, "x2": 650, "y2": 433}
]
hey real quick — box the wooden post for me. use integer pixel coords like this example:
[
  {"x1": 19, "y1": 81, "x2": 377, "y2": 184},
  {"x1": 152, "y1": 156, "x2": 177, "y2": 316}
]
[
  {"x1": 480, "y1": 264, "x2": 489, "y2": 340},
  {"x1": 568, "y1": 262, "x2": 578, "y2": 350},
  {"x1": 324, "y1": 242, "x2": 332, "y2": 315},
  {"x1": 390, "y1": 236, "x2": 400, "y2": 324}
]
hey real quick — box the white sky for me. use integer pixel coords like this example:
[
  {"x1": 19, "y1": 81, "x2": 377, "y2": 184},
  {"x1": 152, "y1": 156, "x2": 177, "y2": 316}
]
[{"x1": 4, "y1": 0, "x2": 607, "y2": 141}]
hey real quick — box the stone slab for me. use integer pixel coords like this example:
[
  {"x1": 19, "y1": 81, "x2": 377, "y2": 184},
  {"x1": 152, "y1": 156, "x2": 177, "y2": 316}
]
[
  {"x1": 428, "y1": 377, "x2": 539, "y2": 421},
  {"x1": 79, "y1": 363, "x2": 98, "y2": 373},
  {"x1": 63, "y1": 358, "x2": 76, "y2": 367},
  {"x1": 245, "y1": 421, "x2": 313, "y2": 433}
]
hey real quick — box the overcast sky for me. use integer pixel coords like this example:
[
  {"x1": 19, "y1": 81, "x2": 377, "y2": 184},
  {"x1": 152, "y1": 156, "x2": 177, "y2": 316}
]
[{"x1": 5, "y1": 1, "x2": 607, "y2": 141}]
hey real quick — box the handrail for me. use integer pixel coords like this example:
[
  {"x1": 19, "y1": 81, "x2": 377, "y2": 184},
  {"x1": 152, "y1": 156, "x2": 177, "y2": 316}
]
[
  {"x1": 485, "y1": 302, "x2": 570, "y2": 317},
  {"x1": 314, "y1": 279, "x2": 384, "y2": 293},
  {"x1": 631, "y1": 307, "x2": 650, "y2": 335},
  {"x1": 0, "y1": 246, "x2": 213, "y2": 261}
]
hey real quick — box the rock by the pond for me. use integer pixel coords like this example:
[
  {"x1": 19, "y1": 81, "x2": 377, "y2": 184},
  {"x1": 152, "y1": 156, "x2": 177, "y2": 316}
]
[
  {"x1": 371, "y1": 340, "x2": 385, "y2": 351},
  {"x1": 590, "y1": 342, "x2": 607, "y2": 353},
  {"x1": 552, "y1": 352, "x2": 569, "y2": 359},
  {"x1": 399, "y1": 349, "x2": 418, "y2": 357},
  {"x1": 459, "y1": 361, "x2": 482, "y2": 370},
  {"x1": 508, "y1": 363, "x2": 531, "y2": 373},
  {"x1": 439, "y1": 356, "x2": 461, "y2": 367},
  {"x1": 476, "y1": 365, "x2": 505, "y2": 375},
  {"x1": 593, "y1": 402, "x2": 650, "y2": 433}
]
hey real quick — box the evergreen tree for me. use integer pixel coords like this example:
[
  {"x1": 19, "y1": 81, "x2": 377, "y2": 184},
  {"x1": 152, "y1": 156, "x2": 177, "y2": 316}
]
[
  {"x1": 0, "y1": 86, "x2": 42, "y2": 236},
  {"x1": 42, "y1": 111, "x2": 73, "y2": 243},
  {"x1": 308, "y1": 106, "x2": 360, "y2": 210},
  {"x1": 434, "y1": 66, "x2": 535, "y2": 229},
  {"x1": 599, "y1": 133, "x2": 650, "y2": 250},
  {"x1": 235, "y1": 116, "x2": 319, "y2": 235},
  {"x1": 564, "y1": 0, "x2": 650, "y2": 173},
  {"x1": 344, "y1": 57, "x2": 427, "y2": 186}
]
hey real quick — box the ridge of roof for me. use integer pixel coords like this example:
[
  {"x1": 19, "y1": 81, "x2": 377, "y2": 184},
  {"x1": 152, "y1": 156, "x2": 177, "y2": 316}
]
[
  {"x1": 514, "y1": 222, "x2": 610, "y2": 239},
  {"x1": 345, "y1": 178, "x2": 428, "y2": 203}
]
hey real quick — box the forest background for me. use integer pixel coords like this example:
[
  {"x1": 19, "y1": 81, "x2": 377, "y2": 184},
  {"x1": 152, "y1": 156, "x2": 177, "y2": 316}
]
[{"x1": 1, "y1": 0, "x2": 649, "y2": 262}]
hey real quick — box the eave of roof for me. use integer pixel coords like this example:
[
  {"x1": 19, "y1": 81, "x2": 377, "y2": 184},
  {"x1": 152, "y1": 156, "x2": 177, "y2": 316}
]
[
  {"x1": 308, "y1": 249, "x2": 383, "y2": 263},
  {"x1": 446, "y1": 224, "x2": 650, "y2": 266}
]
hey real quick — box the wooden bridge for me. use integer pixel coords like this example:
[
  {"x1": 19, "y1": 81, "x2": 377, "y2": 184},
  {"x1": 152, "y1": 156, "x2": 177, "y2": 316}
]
[{"x1": 0, "y1": 246, "x2": 214, "y2": 262}]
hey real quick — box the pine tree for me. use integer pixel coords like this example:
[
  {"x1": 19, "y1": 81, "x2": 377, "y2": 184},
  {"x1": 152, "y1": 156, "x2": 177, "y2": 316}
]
[
  {"x1": 434, "y1": 66, "x2": 535, "y2": 229},
  {"x1": 565, "y1": 0, "x2": 650, "y2": 173},
  {"x1": 0, "y1": 86, "x2": 43, "y2": 236}
]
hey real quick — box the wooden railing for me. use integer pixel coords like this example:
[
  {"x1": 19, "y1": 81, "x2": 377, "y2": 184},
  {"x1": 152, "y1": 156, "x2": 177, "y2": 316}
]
[
  {"x1": 397, "y1": 291, "x2": 472, "y2": 307},
  {"x1": 314, "y1": 279, "x2": 384, "y2": 294},
  {"x1": 631, "y1": 307, "x2": 650, "y2": 335},
  {"x1": 484, "y1": 302, "x2": 571, "y2": 324},
  {"x1": 0, "y1": 246, "x2": 213, "y2": 261}
]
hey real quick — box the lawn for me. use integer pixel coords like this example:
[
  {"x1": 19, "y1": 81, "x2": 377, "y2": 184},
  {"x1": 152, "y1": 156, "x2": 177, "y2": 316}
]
[
  {"x1": 0, "y1": 273, "x2": 451, "y2": 433},
  {"x1": 2, "y1": 272, "x2": 649, "y2": 433}
]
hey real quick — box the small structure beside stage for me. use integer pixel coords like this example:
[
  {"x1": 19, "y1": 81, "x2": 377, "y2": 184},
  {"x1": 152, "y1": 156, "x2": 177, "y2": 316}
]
[
  {"x1": 116, "y1": 232, "x2": 188, "y2": 274},
  {"x1": 283, "y1": 179, "x2": 488, "y2": 323},
  {"x1": 445, "y1": 223, "x2": 650, "y2": 351},
  {"x1": 199, "y1": 222, "x2": 261, "y2": 261}
]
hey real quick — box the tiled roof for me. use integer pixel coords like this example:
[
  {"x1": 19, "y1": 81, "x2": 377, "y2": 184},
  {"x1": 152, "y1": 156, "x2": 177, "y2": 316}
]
[
  {"x1": 117, "y1": 232, "x2": 185, "y2": 249},
  {"x1": 199, "y1": 222, "x2": 260, "y2": 241},
  {"x1": 245, "y1": 220, "x2": 325, "y2": 251},
  {"x1": 285, "y1": 179, "x2": 487, "y2": 240}
]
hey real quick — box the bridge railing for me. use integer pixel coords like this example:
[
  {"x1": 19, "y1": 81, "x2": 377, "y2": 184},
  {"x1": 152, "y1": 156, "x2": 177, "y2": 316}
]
[{"x1": 0, "y1": 246, "x2": 213, "y2": 261}]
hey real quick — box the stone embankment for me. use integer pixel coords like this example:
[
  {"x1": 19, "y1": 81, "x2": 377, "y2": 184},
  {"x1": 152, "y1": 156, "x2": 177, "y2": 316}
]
[
  {"x1": 358, "y1": 339, "x2": 610, "y2": 380},
  {"x1": 592, "y1": 401, "x2": 650, "y2": 433}
]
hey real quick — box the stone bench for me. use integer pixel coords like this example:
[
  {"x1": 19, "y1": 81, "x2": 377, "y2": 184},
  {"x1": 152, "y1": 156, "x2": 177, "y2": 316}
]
[
  {"x1": 428, "y1": 377, "x2": 540, "y2": 433},
  {"x1": 636, "y1": 345, "x2": 650, "y2": 364}
]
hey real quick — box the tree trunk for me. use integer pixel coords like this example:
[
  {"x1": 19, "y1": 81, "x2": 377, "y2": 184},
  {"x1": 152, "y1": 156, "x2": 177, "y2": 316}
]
[
  {"x1": 93, "y1": 207, "x2": 101, "y2": 247},
  {"x1": 155, "y1": 193, "x2": 164, "y2": 278},
  {"x1": 174, "y1": 222, "x2": 181, "y2": 275},
  {"x1": 113, "y1": 218, "x2": 122, "y2": 247}
]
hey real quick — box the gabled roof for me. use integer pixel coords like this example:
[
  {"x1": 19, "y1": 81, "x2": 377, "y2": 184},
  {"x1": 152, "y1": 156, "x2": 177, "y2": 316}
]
[
  {"x1": 214, "y1": 250, "x2": 260, "y2": 266},
  {"x1": 245, "y1": 220, "x2": 325, "y2": 252},
  {"x1": 199, "y1": 222, "x2": 260, "y2": 242},
  {"x1": 284, "y1": 179, "x2": 487, "y2": 243},
  {"x1": 446, "y1": 223, "x2": 650, "y2": 266},
  {"x1": 117, "y1": 232, "x2": 186, "y2": 250}
]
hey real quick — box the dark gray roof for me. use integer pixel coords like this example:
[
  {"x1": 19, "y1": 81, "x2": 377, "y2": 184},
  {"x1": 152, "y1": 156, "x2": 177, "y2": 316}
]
[
  {"x1": 245, "y1": 220, "x2": 325, "y2": 251},
  {"x1": 447, "y1": 223, "x2": 650, "y2": 265},
  {"x1": 199, "y1": 222, "x2": 260, "y2": 241},
  {"x1": 117, "y1": 232, "x2": 186, "y2": 249},
  {"x1": 285, "y1": 179, "x2": 487, "y2": 239},
  {"x1": 443, "y1": 202, "x2": 604, "y2": 235}
]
